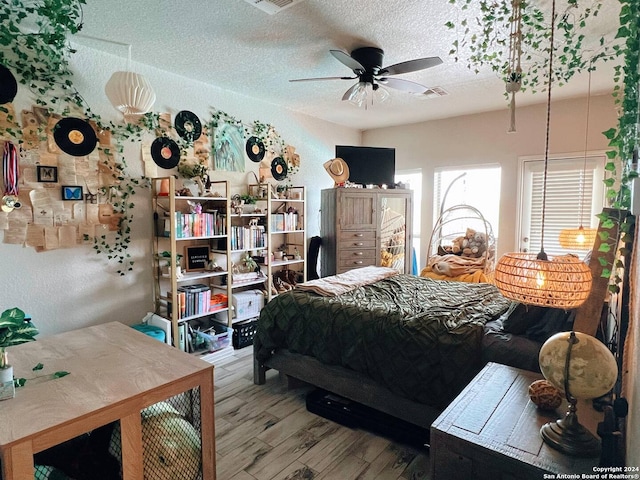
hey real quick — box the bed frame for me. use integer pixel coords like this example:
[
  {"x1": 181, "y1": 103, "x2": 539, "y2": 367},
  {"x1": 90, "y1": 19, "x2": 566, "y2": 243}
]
[
  {"x1": 252, "y1": 211, "x2": 625, "y2": 434},
  {"x1": 253, "y1": 348, "x2": 441, "y2": 429}
]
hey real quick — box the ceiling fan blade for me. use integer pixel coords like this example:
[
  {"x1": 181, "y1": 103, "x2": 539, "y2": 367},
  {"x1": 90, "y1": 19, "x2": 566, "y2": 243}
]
[
  {"x1": 380, "y1": 56, "x2": 443, "y2": 76},
  {"x1": 330, "y1": 49, "x2": 366, "y2": 73},
  {"x1": 341, "y1": 83, "x2": 359, "y2": 101},
  {"x1": 377, "y1": 77, "x2": 429, "y2": 94},
  {"x1": 289, "y1": 76, "x2": 356, "y2": 82}
]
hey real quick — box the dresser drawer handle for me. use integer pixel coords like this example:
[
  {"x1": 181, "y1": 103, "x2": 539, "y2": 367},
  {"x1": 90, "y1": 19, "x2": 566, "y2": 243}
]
[
  {"x1": 353, "y1": 242, "x2": 364, "y2": 246},
  {"x1": 353, "y1": 252, "x2": 364, "y2": 256},
  {"x1": 353, "y1": 260, "x2": 363, "y2": 265},
  {"x1": 354, "y1": 233, "x2": 364, "y2": 237}
]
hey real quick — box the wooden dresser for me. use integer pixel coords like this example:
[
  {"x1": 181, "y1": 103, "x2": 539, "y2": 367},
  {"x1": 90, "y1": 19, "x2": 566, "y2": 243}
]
[{"x1": 320, "y1": 188, "x2": 413, "y2": 276}]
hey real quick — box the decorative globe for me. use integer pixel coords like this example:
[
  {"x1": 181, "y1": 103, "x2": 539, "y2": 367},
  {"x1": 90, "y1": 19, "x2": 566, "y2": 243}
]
[{"x1": 539, "y1": 331, "x2": 617, "y2": 399}]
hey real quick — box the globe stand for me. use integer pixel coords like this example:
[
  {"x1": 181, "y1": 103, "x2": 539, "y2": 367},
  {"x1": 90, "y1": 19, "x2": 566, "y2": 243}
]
[
  {"x1": 540, "y1": 331, "x2": 601, "y2": 457},
  {"x1": 540, "y1": 400, "x2": 601, "y2": 457}
]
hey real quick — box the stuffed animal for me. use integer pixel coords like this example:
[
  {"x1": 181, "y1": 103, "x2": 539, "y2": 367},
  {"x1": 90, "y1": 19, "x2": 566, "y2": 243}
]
[
  {"x1": 461, "y1": 228, "x2": 487, "y2": 258},
  {"x1": 449, "y1": 236, "x2": 465, "y2": 255}
]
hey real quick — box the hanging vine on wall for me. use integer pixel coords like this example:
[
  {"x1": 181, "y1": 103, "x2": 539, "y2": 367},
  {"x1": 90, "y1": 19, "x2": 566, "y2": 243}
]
[
  {"x1": 602, "y1": 0, "x2": 639, "y2": 211},
  {"x1": 0, "y1": 0, "x2": 297, "y2": 276}
]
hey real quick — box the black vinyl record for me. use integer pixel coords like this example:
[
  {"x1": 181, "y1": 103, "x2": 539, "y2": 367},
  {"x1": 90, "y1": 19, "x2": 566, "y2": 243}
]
[
  {"x1": 0, "y1": 64, "x2": 18, "y2": 105},
  {"x1": 174, "y1": 110, "x2": 202, "y2": 142},
  {"x1": 271, "y1": 156, "x2": 288, "y2": 181},
  {"x1": 53, "y1": 117, "x2": 98, "y2": 157},
  {"x1": 151, "y1": 137, "x2": 180, "y2": 169},
  {"x1": 245, "y1": 136, "x2": 265, "y2": 163}
]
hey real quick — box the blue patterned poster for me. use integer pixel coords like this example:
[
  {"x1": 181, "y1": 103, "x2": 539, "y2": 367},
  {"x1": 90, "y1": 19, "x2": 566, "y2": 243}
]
[{"x1": 213, "y1": 123, "x2": 244, "y2": 172}]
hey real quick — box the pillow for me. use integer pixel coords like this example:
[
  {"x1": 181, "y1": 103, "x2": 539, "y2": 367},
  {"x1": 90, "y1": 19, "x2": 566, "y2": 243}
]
[
  {"x1": 501, "y1": 302, "x2": 549, "y2": 335},
  {"x1": 524, "y1": 308, "x2": 575, "y2": 343}
]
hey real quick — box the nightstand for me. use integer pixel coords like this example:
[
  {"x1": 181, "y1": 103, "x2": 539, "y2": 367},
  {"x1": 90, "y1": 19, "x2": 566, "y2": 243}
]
[{"x1": 430, "y1": 362, "x2": 602, "y2": 479}]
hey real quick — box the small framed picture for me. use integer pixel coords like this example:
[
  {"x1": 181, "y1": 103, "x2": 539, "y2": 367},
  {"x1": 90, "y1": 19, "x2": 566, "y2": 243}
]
[
  {"x1": 184, "y1": 245, "x2": 210, "y2": 272},
  {"x1": 37, "y1": 165, "x2": 58, "y2": 183},
  {"x1": 61, "y1": 185, "x2": 83, "y2": 201}
]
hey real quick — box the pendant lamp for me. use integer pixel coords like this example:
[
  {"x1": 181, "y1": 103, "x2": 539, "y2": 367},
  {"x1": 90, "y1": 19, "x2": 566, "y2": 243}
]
[
  {"x1": 495, "y1": 0, "x2": 592, "y2": 310},
  {"x1": 104, "y1": 44, "x2": 156, "y2": 117},
  {"x1": 506, "y1": 0, "x2": 523, "y2": 132},
  {"x1": 558, "y1": 68, "x2": 597, "y2": 251}
]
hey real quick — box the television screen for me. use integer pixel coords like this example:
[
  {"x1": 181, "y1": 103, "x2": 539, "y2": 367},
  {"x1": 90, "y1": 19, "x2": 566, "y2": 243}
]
[{"x1": 335, "y1": 145, "x2": 396, "y2": 187}]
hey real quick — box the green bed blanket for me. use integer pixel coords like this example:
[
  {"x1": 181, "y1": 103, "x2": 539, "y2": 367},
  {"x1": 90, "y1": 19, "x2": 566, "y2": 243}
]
[{"x1": 255, "y1": 274, "x2": 511, "y2": 409}]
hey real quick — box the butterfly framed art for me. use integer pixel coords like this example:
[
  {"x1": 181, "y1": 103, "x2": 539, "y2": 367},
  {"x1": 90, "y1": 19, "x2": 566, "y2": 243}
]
[{"x1": 61, "y1": 185, "x2": 83, "y2": 201}]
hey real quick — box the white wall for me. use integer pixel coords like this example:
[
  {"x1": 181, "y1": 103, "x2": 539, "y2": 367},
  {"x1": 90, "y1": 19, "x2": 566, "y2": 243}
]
[
  {"x1": 362, "y1": 94, "x2": 618, "y2": 260},
  {"x1": 0, "y1": 44, "x2": 359, "y2": 337}
]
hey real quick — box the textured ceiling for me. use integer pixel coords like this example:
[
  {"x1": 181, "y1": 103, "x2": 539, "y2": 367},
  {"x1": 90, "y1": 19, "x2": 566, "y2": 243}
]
[{"x1": 74, "y1": 0, "x2": 621, "y2": 130}]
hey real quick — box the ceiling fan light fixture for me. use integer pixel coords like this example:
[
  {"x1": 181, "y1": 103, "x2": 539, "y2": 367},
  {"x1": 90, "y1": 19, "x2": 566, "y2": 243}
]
[
  {"x1": 346, "y1": 81, "x2": 368, "y2": 107},
  {"x1": 347, "y1": 82, "x2": 389, "y2": 109}
]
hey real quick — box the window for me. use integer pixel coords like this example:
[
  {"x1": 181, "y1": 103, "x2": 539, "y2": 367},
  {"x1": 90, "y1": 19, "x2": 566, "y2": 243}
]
[
  {"x1": 395, "y1": 170, "x2": 422, "y2": 271},
  {"x1": 433, "y1": 165, "x2": 502, "y2": 244},
  {"x1": 518, "y1": 154, "x2": 605, "y2": 256}
]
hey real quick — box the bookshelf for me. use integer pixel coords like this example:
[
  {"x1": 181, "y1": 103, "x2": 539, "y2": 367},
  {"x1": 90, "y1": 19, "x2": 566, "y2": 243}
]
[
  {"x1": 151, "y1": 176, "x2": 233, "y2": 355},
  {"x1": 263, "y1": 185, "x2": 307, "y2": 301}
]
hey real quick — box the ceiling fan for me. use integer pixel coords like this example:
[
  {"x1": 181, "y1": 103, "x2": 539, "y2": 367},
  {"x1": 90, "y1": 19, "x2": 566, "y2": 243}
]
[{"x1": 289, "y1": 47, "x2": 443, "y2": 103}]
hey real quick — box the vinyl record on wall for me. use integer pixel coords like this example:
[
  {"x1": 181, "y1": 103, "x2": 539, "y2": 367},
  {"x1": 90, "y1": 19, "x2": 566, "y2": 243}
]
[
  {"x1": 271, "y1": 156, "x2": 288, "y2": 181},
  {"x1": 0, "y1": 64, "x2": 18, "y2": 105},
  {"x1": 53, "y1": 117, "x2": 98, "y2": 157},
  {"x1": 150, "y1": 136, "x2": 180, "y2": 169},
  {"x1": 245, "y1": 136, "x2": 265, "y2": 163},
  {"x1": 174, "y1": 110, "x2": 202, "y2": 142}
]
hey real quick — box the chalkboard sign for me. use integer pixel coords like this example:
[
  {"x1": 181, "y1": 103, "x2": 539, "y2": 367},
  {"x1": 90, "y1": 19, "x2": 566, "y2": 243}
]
[{"x1": 184, "y1": 245, "x2": 210, "y2": 272}]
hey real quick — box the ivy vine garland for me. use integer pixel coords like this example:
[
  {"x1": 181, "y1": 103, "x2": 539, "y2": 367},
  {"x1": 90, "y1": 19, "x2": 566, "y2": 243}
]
[
  {"x1": 445, "y1": 0, "x2": 621, "y2": 93},
  {"x1": 0, "y1": 0, "x2": 294, "y2": 276}
]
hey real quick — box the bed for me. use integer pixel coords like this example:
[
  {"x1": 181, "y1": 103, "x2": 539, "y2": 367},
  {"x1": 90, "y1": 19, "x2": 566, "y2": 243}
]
[{"x1": 253, "y1": 266, "x2": 513, "y2": 428}]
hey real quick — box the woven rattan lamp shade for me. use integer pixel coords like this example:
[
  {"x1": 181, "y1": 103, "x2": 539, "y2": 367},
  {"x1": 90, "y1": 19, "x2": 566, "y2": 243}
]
[
  {"x1": 558, "y1": 226, "x2": 597, "y2": 250},
  {"x1": 495, "y1": 253, "x2": 592, "y2": 309}
]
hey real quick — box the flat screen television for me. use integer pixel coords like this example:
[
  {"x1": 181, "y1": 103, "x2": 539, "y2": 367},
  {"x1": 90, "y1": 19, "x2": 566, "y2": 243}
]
[{"x1": 335, "y1": 145, "x2": 396, "y2": 187}]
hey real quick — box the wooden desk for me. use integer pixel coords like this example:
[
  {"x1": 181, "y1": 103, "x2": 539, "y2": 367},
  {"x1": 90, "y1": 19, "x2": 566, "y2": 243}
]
[
  {"x1": 430, "y1": 362, "x2": 602, "y2": 479},
  {"x1": 0, "y1": 322, "x2": 215, "y2": 480}
]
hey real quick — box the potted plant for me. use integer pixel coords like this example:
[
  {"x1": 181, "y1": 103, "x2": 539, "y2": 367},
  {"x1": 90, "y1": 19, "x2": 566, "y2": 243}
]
[
  {"x1": 158, "y1": 251, "x2": 183, "y2": 276},
  {"x1": 0, "y1": 307, "x2": 38, "y2": 397}
]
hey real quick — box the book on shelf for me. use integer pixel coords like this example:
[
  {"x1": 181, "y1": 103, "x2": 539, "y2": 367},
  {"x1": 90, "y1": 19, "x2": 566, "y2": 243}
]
[
  {"x1": 270, "y1": 212, "x2": 298, "y2": 232},
  {"x1": 169, "y1": 284, "x2": 215, "y2": 319},
  {"x1": 174, "y1": 211, "x2": 225, "y2": 238},
  {"x1": 230, "y1": 225, "x2": 265, "y2": 250}
]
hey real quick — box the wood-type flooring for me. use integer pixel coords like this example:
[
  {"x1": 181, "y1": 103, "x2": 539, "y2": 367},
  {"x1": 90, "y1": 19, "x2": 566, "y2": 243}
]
[{"x1": 214, "y1": 347, "x2": 431, "y2": 480}]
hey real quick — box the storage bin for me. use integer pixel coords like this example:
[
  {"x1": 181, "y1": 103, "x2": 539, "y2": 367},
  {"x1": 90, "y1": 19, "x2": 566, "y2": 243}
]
[
  {"x1": 232, "y1": 290, "x2": 264, "y2": 321},
  {"x1": 196, "y1": 322, "x2": 232, "y2": 352},
  {"x1": 131, "y1": 323, "x2": 166, "y2": 343},
  {"x1": 232, "y1": 318, "x2": 258, "y2": 349}
]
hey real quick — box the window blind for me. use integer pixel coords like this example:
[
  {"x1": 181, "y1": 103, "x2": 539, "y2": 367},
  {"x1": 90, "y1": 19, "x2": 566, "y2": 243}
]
[{"x1": 522, "y1": 155, "x2": 604, "y2": 257}]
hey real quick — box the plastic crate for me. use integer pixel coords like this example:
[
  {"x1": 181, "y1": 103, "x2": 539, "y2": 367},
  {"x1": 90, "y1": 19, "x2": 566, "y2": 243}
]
[{"x1": 232, "y1": 318, "x2": 258, "y2": 349}]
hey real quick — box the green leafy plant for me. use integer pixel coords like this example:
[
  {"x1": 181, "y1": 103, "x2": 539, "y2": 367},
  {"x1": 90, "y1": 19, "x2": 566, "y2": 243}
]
[
  {"x1": 445, "y1": 0, "x2": 620, "y2": 93},
  {"x1": 602, "y1": 0, "x2": 639, "y2": 210},
  {"x1": 0, "y1": 308, "x2": 38, "y2": 361},
  {"x1": 445, "y1": 0, "x2": 639, "y2": 289},
  {"x1": 0, "y1": 307, "x2": 69, "y2": 387},
  {"x1": 0, "y1": 0, "x2": 85, "y2": 105},
  {"x1": 158, "y1": 250, "x2": 183, "y2": 267},
  {"x1": 240, "y1": 193, "x2": 257, "y2": 204},
  {"x1": 1, "y1": 0, "x2": 295, "y2": 277}
]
